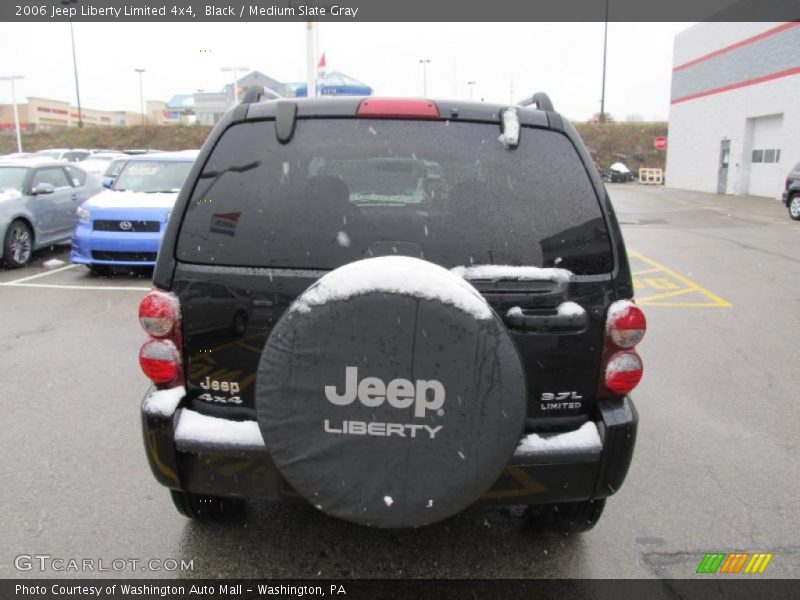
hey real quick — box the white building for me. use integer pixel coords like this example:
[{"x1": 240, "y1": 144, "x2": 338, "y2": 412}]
[{"x1": 666, "y1": 22, "x2": 800, "y2": 199}]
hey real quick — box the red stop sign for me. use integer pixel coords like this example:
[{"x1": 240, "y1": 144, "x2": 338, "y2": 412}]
[{"x1": 654, "y1": 136, "x2": 667, "y2": 150}]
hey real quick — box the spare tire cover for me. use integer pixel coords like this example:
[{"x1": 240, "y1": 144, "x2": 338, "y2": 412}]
[{"x1": 256, "y1": 256, "x2": 527, "y2": 528}]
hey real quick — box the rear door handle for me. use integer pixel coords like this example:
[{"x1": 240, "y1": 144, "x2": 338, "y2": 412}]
[{"x1": 506, "y1": 309, "x2": 588, "y2": 333}]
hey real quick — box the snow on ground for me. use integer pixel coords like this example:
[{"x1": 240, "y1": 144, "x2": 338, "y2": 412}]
[
  {"x1": 175, "y1": 409, "x2": 265, "y2": 449},
  {"x1": 43, "y1": 259, "x2": 66, "y2": 268},
  {"x1": 516, "y1": 422, "x2": 602, "y2": 456},
  {"x1": 291, "y1": 256, "x2": 493, "y2": 320},
  {"x1": 452, "y1": 265, "x2": 572, "y2": 284}
]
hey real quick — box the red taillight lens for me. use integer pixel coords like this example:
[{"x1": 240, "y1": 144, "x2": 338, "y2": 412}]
[
  {"x1": 606, "y1": 300, "x2": 647, "y2": 349},
  {"x1": 356, "y1": 98, "x2": 440, "y2": 120},
  {"x1": 139, "y1": 339, "x2": 181, "y2": 385},
  {"x1": 604, "y1": 351, "x2": 644, "y2": 395},
  {"x1": 597, "y1": 299, "x2": 646, "y2": 397},
  {"x1": 139, "y1": 291, "x2": 178, "y2": 338}
]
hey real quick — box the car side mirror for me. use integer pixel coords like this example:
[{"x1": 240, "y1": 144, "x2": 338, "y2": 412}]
[
  {"x1": 102, "y1": 177, "x2": 113, "y2": 189},
  {"x1": 32, "y1": 182, "x2": 55, "y2": 195}
]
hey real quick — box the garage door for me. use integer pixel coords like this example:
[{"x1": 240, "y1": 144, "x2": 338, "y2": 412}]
[{"x1": 747, "y1": 114, "x2": 784, "y2": 198}]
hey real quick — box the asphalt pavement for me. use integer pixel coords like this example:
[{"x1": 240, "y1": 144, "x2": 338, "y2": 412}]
[{"x1": 1, "y1": 184, "x2": 798, "y2": 579}]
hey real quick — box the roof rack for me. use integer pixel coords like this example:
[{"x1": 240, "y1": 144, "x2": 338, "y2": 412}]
[
  {"x1": 240, "y1": 85, "x2": 283, "y2": 105},
  {"x1": 240, "y1": 86, "x2": 266, "y2": 104},
  {"x1": 518, "y1": 92, "x2": 554, "y2": 112}
]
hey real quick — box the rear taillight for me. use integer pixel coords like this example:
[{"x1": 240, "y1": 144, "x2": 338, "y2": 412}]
[
  {"x1": 139, "y1": 339, "x2": 181, "y2": 384},
  {"x1": 356, "y1": 98, "x2": 440, "y2": 120},
  {"x1": 604, "y1": 351, "x2": 644, "y2": 396},
  {"x1": 606, "y1": 300, "x2": 646, "y2": 349},
  {"x1": 139, "y1": 290, "x2": 182, "y2": 387},
  {"x1": 598, "y1": 300, "x2": 647, "y2": 397},
  {"x1": 139, "y1": 290, "x2": 178, "y2": 337}
]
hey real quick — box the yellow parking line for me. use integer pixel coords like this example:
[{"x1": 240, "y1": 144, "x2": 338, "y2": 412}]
[
  {"x1": 629, "y1": 251, "x2": 732, "y2": 308},
  {"x1": 632, "y1": 267, "x2": 662, "y2": 276},
  {"x1": 638, "y1": 302, "x2": 732, "y2": 308},
  {"x1": 634, "y1": 287, "x2": 695, "y2": 303}
]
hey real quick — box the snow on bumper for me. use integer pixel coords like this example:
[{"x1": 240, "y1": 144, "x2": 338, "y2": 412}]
[
  {"x1": 515, "y1": 422, "x2": 602, "y2": 461},
  {"x1": 143, "y1": 385, "x2": 603, "y2": 463},
  {"x1": 174, "y1": 409, "x2": 265, "y2": 453},
  {"x1": 140, "y1": 386, "x2": 637, "y2": 503}
]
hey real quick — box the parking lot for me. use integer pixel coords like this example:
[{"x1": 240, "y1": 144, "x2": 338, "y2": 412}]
[{"x1": 1, "y1": 183, "x2": 799, "y2": 579}]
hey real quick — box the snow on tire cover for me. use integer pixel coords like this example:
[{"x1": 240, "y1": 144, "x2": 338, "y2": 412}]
[{"x1": 256, "y1": 256, "x2": 527, "y2": 528}]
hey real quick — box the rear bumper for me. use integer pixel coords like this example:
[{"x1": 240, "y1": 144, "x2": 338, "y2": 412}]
[{"x1": 141, "y1": 387, "x2": 637, "y2": 506}]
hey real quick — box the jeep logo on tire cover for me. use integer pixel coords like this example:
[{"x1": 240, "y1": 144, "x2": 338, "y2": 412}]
[{"x1": 325, "y1": 366, "x2": 445, "y2": 418}]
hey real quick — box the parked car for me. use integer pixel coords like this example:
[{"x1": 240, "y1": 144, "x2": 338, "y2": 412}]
[
  {"x1": 79, "y1": 152, "x2": 125, "y2": 177},
  {"x1": 101, "y1": 156, "x2": 130, "y2": 188},
  {"x1": 34, "y1": 148, "x2": 92, "y2": 162},
  {"x1": 782, "y1": 161, "x2": 800, "y2": 221},
  {"x1": 70, "y1": 151, "x2": 199, "y2": 274},
  {"x1": 0, "y1": 159, "x2": 101, "y2": 268},
  {"x1": 608, "y1": 162, "x2": 636, "y2": 182},
  {"x1": 137, "y1": 93, "x2": 643, "y2": 532}
]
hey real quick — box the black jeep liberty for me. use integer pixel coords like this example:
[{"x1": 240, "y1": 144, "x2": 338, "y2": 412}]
[{"x1": 138, "y1": 91, "x2": 645, "y2": 533}]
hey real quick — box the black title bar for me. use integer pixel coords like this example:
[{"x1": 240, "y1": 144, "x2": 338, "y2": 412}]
[
  {"x1": 4, "y1": 0, "x2": 800, "y2": 22},
  {"x1": 4, "y1": 579, "x2": 800, "y2": 600}
]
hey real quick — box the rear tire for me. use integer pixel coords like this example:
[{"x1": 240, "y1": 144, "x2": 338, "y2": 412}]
[
  {"x1": 526, "y1": 499, "x2": 606, "y2": 534},
  {"x1": 169, "y1": 490, "x2": 244, "y2": 522},
  {"x1": 2, "y1": 220, "x2": 33, "y2": 268},
  {"x1": 789, "y1": 194, "x2": 800, "y2": 221}
]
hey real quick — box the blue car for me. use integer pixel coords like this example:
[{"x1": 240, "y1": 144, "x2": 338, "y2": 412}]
[{"x1": 71, "y1": 151, "x2": 198, "y2": 273}]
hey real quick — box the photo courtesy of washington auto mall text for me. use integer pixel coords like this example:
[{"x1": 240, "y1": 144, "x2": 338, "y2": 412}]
[{"x1": 1, "y1": 0, "x2": 800, "y2": 598}]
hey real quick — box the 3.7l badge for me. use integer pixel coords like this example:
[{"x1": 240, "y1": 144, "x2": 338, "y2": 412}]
[{"x1": 540, "y1": 391, "x2": 583, "y2": 411}]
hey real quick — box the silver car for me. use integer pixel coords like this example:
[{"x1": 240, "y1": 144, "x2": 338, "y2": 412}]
[{"x1": 0, "y1": 159, "x2": 102, "y2": 268}]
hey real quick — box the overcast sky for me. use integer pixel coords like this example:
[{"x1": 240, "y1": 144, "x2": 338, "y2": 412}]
[{"x1": 0, "y1": 22, "x2": 690, "y2": 121}]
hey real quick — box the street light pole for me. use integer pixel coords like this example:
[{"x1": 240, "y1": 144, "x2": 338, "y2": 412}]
[
  {"x1": 419, "y1": 59, "x2": 430, "y2": 97},
  {"x1": 221, "y1": 66, "x2": 249, "y2": 105},
  {"x1": 600, "y1": 0, "x2": 609, "y2": 123},
  {"x1": 467, "y1": 81, "x2": 476, "y2": 101},
  {"x1": 62, "y1": 0, "x2": 83, "y2": 127},
  {"x1": 305, "y1": 22, "x2": 317, "y2": 98},
  {"x1": 0, "y1": 75, "x2": 24, "y2": 152},
  {"x1": 134, "y1": 68, "x2": 145, "y2": 124}
]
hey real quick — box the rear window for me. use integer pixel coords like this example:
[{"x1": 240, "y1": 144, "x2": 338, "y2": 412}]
[
  {"x1": 114, "y1": 160, "x2": 193, "y2": 193},
  {"x1": 176, "y1": 119, "x2": 612, "y2": 274}
]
